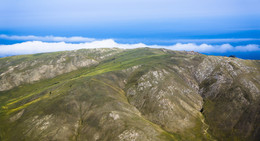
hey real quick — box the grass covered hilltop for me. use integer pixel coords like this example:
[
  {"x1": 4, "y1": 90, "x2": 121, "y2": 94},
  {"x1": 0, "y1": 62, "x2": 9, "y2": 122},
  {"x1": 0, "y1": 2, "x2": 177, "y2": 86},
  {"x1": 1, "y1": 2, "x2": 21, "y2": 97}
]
[{"x1": 0, "y1": 48, "x2": 259, "y2": 141}]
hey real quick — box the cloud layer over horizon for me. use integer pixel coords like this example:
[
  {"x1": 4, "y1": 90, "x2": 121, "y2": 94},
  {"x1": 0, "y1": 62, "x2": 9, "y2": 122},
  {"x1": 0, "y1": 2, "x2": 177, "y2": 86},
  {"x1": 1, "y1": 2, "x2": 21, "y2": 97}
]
[
  {"x1": 0, "y1": 39, "x2": 259, "y2": 57},
  {"x1": 0, "y1": 34, "x2": 95, "y2": 42}
]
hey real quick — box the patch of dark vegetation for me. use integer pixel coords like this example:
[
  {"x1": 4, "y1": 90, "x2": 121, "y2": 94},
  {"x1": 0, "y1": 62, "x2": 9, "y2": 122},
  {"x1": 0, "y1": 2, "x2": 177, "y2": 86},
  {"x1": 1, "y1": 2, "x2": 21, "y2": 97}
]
[
  {"x1": 199, "y1": 78, "x2": 217, "y2": 91},
  {"x1": 52, "y1": 82, "x2": 59, "y2": 85},
  {"x1": 127, "y1": 66, "x2": 148, "y2": 85},
  {"x1": 229, "y1": 55, "x2": 236, "y2": 58}
]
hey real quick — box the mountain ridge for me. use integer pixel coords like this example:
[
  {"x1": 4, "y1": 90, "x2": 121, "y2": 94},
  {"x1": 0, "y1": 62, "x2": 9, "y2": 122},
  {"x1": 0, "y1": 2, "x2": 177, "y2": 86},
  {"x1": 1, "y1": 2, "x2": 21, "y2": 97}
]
[{"x1": 0, "y1": 48, "x2": 259, "y2": 141}]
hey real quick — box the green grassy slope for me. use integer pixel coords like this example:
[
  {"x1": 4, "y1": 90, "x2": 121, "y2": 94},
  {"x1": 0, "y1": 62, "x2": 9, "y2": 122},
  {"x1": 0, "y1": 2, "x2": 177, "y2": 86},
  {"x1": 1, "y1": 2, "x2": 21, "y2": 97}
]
[{"x1": 0, "y1": 48, "x2": 259, "y2": 141}]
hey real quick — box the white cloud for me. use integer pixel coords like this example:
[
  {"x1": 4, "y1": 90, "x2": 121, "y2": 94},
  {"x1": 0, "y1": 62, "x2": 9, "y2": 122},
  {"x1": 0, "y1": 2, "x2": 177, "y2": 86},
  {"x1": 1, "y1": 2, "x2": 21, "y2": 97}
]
[
  {"x1": 160, "y1": 38, "x2": 260, "y2": 43},
  {"x1": 152, "y1": 43, "x2": 260, "y2": 53},
  {"x1": 0, "y1": 34, "x2": 95, "y2": 42},
  {"x1": 0, "y1": 39, "x2": 259, "y2": 57},
  {"x1": 2, "y1": 34, "x2": 260, "y2": 44}
]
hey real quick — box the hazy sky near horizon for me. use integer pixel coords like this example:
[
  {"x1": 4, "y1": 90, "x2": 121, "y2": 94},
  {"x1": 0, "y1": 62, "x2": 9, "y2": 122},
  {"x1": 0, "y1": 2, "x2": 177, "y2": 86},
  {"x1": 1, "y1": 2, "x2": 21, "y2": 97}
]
[
  {"x1": 1, "y1": 0, "x2": 260, "y2": 31},
  {"x1": 0, "y1": 0, "x2": 260, "y2": 59}
]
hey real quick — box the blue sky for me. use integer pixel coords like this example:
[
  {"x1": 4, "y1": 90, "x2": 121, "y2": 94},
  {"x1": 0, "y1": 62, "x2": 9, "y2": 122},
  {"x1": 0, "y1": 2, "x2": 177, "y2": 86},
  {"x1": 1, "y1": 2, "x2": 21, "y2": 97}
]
[{"x1": 0, "y1": 0, "x2": 260, "y2": 59}]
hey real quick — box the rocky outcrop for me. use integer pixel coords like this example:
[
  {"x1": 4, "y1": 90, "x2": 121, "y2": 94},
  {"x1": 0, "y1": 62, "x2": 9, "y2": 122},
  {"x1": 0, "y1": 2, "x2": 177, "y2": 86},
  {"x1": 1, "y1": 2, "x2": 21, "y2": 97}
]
[
  {"x1": 0, "y1": 48, "x2": 259, "y2": 141},
  {"x1": 126, "y1": 69, "x2": 203, "y2": 133},
  {"x1": 195, "y1": 56, "x2": 260, "y2": 140},
  {"x1": 0, "y1": 48, "x2": 122, "y2": 91}
]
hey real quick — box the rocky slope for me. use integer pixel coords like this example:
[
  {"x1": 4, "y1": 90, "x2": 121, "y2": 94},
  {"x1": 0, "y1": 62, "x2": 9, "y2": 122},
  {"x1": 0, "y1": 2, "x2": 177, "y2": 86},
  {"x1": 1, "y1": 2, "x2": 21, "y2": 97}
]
[
  {"x1": 0, "y1": 48, "x2": 259, "y2": 141},
  {"x1": 0, "y1": 48, "x2": 122, "y2": 91}
]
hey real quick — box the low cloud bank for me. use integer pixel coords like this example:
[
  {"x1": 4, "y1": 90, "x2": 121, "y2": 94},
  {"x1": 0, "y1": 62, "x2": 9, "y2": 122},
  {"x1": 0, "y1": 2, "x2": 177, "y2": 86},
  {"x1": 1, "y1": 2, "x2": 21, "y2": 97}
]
[
  {"x1": 0, "y1": 34, "x2": 95, "y2": 42},
  {"x1": 1, "y1": 34, "x2": 260, "y2": 43},
  {"x1": 0, "y1": 40, "x2": 259, "y2": 57}
]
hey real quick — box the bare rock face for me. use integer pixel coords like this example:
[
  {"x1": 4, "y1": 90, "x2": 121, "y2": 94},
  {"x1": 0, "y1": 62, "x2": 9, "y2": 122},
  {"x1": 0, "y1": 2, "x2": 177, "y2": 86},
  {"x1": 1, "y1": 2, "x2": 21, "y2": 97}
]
[
  {"x1": 195, "y1": 56, "x2": 260, "y2": 140},
  {"x1": 0, "y1": 48, "x2": 122, "y2": 91},
  {"x1": 126, "y1": 69, "x2": 203, "y2": 133},
  {"x1": 0, "y1": 48, "x2": 259, "y2": 141}
]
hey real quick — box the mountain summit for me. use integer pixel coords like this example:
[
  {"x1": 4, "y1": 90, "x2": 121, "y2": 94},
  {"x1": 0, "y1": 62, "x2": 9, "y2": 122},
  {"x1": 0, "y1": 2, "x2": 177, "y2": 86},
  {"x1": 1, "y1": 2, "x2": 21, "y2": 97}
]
[{"x1": 0, "y1": 48, "x2": 259, "y2": 141}]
